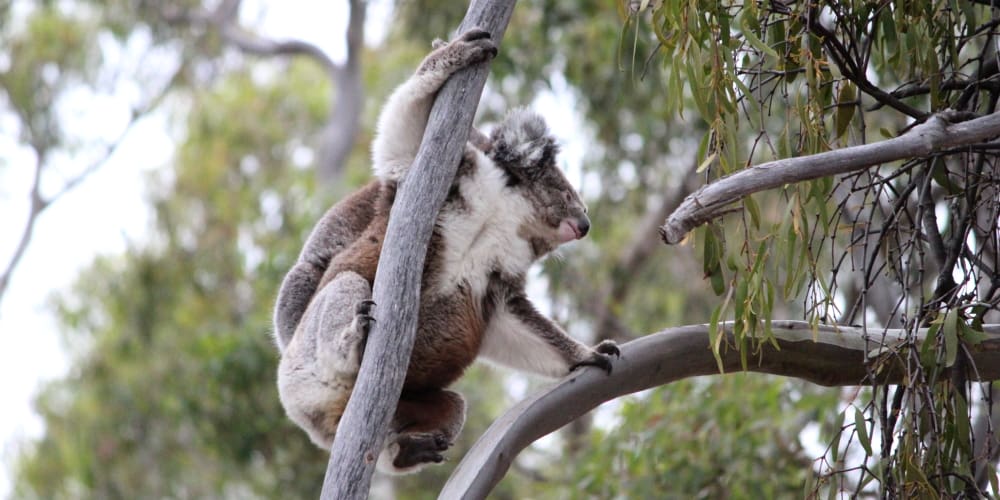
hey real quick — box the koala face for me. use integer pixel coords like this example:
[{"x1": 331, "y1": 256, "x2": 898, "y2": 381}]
[{"x1": 488, "y1": 108, "x2": 590, "y2": 253}]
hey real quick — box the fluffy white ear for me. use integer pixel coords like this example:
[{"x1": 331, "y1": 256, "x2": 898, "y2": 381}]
[{"x1": 489, "y1": 107, "x2": 558, "y2": 170}]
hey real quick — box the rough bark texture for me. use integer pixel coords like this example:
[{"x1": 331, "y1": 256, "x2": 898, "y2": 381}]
[
  {"x1": 319, "y1": 1, "x2": 517, "y2": 498},
  {"x1": 441, "y1": 322, "x2": 1000, "y2": 499},
  {"x1": 660, "y1": 111, "x2": 1000, "y2": 244}
]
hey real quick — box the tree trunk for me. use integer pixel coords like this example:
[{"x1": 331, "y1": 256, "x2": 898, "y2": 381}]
[{"x1": 318, "y1": 1, "x2": 518, "y2": 498}]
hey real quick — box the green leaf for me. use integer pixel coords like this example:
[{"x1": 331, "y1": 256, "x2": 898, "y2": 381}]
[
  {"x1": 855, "y1": 407, "x2": 872, "y2": 456},
  {"x1": 990, "y1": 463, "x2": 999, "y2": 496},
  {"x1": 739, "y1": 10, "x2": 778, "y2": 59},
  {"x1": 833, "y1": 82, "x2": 856, "y2": 139},
  {"x1": 944, "y1": 309, "x2": 959, "y2": 367},
  {"x1": 697, "y1": 152, "x2": 717, "y2": 173},
  {"x1": 931, "y1": 160, "x2": 961, "y2": 195},
  {"x1": 745, "y1": 195, "x2": 760, "y2": 229},
  {"x1": 960, "y1": 322, "x2": 989, "y2": 345}
]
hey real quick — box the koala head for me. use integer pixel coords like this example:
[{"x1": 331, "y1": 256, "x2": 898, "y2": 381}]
[{"x1": 488, "y1": 108, "x2": 590, "y2": 254}]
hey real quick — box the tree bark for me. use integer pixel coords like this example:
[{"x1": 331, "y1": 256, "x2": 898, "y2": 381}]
[
  {"x1": 441, "y1": 321, "x2": 1000, "y2": 499},
  {"x1": 319, "y1": 1, "x2": 517, "y2": 498},
  {"x1": 659, "y1": 111, "x2": 1000, "y2": 244}
]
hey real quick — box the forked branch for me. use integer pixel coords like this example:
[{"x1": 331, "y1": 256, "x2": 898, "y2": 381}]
[{"x1": 660, "y1": 111, "x2": 1000, "y2": 244}]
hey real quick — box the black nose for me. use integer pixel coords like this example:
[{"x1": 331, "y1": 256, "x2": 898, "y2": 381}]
[{"x1": 577, "y1": 215, "x2": 590, "y2": 237}]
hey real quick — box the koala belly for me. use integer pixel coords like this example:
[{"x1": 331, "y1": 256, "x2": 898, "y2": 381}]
[{"x1": 402, "y1": 286, "x2": 485, "y2": 390}]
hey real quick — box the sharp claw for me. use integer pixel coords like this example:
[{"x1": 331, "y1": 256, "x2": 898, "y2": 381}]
[
  {"x1": 355, "y1": 300, "x2": 376, "y2": 315},
  {"x1": 596, "y1": 340, "x2": 621, "y2": 358},
  {"x1": 460, "y1": 28, "x2": 492, "y2": 42}
]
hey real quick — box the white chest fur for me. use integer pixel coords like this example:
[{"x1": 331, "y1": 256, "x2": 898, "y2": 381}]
[{"x1": 432, "y1": 154, "x2": 536, "y2": 297}]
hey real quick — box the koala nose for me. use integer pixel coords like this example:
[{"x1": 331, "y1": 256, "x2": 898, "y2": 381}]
[{"x1": 576, "y1": 215, "x2": 590, "y2": 238}]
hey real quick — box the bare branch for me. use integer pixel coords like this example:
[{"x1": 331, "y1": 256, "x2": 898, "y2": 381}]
[
  {"x1": 442, "y1": 321, "x2": 1000, "y2": 498},
  {"x1": 660, "y1": 110, "x2": 1000, "y2": 244},
  {"x1": 0, "y1": 64, "x2": 182, "y2": 306},
  {"x1": 0, "y1": 157, "x2": 46, "y2": 303},
  {"x1": 319, "y1": 2, "x2": 518, "y2": 498},
  {"x1": 315, "y1": 0, "x2": 367, "y2": 185},
  {"x1": 173, "y1": 0, "x2": 367, "y2": 185},
  {"x1": 165, "y1": 0, "x2": 339, "y2": 75}
]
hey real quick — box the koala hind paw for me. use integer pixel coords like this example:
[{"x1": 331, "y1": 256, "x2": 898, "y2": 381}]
[{"x1": 393, "y1": 432, "x2": 451, "y2": 469}]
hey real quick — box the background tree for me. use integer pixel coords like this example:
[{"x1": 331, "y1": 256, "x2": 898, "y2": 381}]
[{"x1": 5, "y1": 1, "x2": 1000, "y2": 499}]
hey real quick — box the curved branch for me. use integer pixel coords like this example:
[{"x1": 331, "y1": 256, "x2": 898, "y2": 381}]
[
  {"x1": 164, "y1": 0, "x2": 339, "y2": 78},
  {"x1": 441, "y1": 321, "x2": 1000, "y2": 498},
  {"x1": 216, "y1": 25, "x2": 340, "y2": 74},
  {"x1": 659, "y1": 110, "x2": 1000, "y2": 244},
  {"x1": 319, "y1": 2, "x2": 518, "y2": 498}
]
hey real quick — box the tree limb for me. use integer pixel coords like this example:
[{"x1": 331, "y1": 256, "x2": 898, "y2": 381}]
[
  {"x1": 659, "y1": 110, "x2": 1000, "y2": 245},
  {"x1": 318, "y1": 2, "x2": 517, "y2": 498},
  {"x1": 441, "y1": 321, "x2": 1000, "y2": 498},
  {"x1": 164, "y1": 0, "x2": 362, "y2": 185},
  {"x1": 0, "y1": 64, "x2": 181, "y2": 305}
]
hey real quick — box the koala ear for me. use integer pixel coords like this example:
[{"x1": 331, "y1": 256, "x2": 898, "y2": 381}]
[{"x1": 489, "y1": 108, "x2": 559, "y2": 172}]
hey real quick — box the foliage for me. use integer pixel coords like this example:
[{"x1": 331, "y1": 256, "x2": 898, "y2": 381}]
[
  {"x1": 14, "y1": 61, "x2": 333, "y2": 499},
  {"x1": 626, "y1": 0, "x2": 1000, "y2": 496},
  {"x1": 574, "y1": 378, "x2": 840, "y2": 499}
]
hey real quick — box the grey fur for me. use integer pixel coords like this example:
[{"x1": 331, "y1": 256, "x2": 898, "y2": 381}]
[{"x1": 273, "y1": 28, "x2": 618, "y2": 475}]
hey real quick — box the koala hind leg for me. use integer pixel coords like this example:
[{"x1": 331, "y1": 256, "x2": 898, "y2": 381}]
[
  {"x1": 377, "y1": 389, "x2": 467, "y2": 474},
  {"x1": 277, "y1": 271, "x2": 373, "y2": 449}
]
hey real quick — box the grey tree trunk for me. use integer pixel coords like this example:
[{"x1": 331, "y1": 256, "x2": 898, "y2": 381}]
[{"x1": 319, "y1": 1, "x2": 518, "y2": 498}]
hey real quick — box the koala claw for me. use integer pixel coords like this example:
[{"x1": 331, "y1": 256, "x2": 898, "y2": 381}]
[
  {"x1": 452, "y1": 28, "x2": 497, "y2": 62},
  {"x1": 355, "y1": 299, "x2": 375, "y2": 316},
  {"x1": 458, "y1": 27, "x2": 492, "y2": 42},
  {"x1": 595, "y1": 339, "x2": 621, "y2": 358},
  {"x1": 354, "y1": 300, "x2": 376, "y2": 360}
]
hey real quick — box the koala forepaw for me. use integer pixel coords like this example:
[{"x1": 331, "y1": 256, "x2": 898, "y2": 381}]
[
  {"x1": 595, "y1": 339, "x2": 621, "y2": 358},
  {"x1": 453, "y1": 28, "x2": 497, "y2": 64},
  {"x1": 423, "y1": 28, "x2": 497, "y2": 74},
  {"x1": 570, "y1": 340, "x2": 620, "y2": 375}
]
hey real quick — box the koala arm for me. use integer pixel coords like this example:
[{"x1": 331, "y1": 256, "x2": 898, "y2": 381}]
[
  {"x1": 371, "y1": 29, "x2": 497, "y2": 181},
  {"x1": 479, "y1": 294, "x2": 618, "y2": 377}
]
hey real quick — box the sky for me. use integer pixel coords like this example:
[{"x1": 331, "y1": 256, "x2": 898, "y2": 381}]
[{"x1": 0, "y1": 0, "x2": 390, "y2": 494}]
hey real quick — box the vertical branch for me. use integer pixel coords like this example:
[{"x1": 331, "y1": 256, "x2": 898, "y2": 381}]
[
  {"x1": 319, "y1": 1, "x2": 518, "y2": 498},
  {"x1": 316, "y1": 0, "x2": 367, "y2": 185}
]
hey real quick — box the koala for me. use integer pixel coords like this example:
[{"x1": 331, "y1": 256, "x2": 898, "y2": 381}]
[{"x1": 273, "y1": 28, "x2": 619, "y2": 474}]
